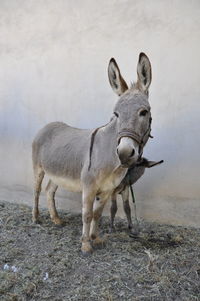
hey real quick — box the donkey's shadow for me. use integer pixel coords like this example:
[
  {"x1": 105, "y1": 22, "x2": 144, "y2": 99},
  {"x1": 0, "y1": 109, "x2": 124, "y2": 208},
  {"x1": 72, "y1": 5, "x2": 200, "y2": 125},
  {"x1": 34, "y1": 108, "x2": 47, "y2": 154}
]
[
  {"x1": 104, "y1": 219, "x2": 183, "y2": 250},
  {"x1": 133, "y1": 234, "x2": 182, "y2": 250}
]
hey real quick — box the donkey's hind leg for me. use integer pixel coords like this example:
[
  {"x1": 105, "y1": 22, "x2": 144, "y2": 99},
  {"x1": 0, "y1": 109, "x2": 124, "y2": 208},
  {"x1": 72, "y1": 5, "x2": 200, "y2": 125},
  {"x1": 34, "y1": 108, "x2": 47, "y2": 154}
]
[
  {"x1": 121, "y1": 186, "x2": 133, "y2": 231},
  {"x1": 121, "y1": 186, "x2": 139, "y2": 236},
  {"x1": 46, "y1": 180, "x2": 64, "y2": 225},
  {"x1": 32, "y1": 167, "x2": 45, "y2": 223}
]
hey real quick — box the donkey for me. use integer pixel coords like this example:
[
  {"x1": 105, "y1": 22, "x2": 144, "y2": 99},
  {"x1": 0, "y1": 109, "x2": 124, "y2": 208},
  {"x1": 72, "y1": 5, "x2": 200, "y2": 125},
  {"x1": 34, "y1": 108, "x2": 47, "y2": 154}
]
[
  {"x1": 32, "y1": 52, "x2": 153, "y2": 255},
  {"x1": 110, "y1": 158, "x2": 163, "y2": 233}
]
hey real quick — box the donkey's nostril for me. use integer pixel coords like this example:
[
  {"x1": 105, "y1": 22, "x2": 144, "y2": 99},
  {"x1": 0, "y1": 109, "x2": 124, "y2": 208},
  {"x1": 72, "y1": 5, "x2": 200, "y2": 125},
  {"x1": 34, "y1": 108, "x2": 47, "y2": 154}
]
[{"x1": 130, "y1": 149, "x2": 135, "y2": 157}]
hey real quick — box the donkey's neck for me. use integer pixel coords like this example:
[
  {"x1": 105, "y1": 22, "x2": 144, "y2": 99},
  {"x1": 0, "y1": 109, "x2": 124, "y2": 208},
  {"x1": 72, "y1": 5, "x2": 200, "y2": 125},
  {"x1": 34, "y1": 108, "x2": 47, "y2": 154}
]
[
  {"x1": 96, "y1": 117, "x2": 126, "y2": 171},
  {"x1": 89, "y1": 117, "x2": 128, "y2": 192},
  {"x1": 99, "y1": 116, "x2": 118, "y2": 151}
]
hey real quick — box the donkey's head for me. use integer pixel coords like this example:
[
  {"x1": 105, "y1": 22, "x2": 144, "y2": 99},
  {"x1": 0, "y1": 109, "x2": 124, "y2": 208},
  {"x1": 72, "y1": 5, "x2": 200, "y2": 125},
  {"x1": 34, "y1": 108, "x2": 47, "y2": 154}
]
[{"x1": 108, "y1": 53, "x2": 152, "y2": 167}]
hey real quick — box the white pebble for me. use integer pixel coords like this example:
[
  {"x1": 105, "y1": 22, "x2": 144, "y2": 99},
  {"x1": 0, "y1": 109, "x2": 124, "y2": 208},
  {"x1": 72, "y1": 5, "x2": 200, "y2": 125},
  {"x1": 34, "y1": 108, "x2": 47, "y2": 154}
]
[
  {"x1": 11, "y1": 266, "x2": 18, "y2": 273},
  {"x1": 43, "y1": 272, "x2": 49, "y2": 281},
  {"x1": 3, "y1": 264, "x2": 9, "y2": 270}
]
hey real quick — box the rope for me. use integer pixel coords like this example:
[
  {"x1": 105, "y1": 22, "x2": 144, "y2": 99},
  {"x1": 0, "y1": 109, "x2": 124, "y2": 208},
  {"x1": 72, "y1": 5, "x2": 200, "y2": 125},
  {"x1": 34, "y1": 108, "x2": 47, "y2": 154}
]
[{"x1": 128, "y1": 172, "x2": 139, "y2": 226}]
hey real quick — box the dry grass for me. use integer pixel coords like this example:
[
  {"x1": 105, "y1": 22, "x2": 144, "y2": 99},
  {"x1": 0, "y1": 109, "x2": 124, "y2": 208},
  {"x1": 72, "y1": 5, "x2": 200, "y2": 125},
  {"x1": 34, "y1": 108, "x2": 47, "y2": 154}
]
[{"x1": 0, "y1": 200, "x2": 200, "y2": 300}]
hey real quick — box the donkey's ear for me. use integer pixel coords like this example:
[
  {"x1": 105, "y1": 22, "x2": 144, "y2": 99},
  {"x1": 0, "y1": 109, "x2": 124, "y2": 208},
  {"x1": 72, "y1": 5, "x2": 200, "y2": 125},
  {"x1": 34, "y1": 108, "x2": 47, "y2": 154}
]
[
  {"x1": 146, "y1": 160, "x2": 164, "y2": 168},
  {"x1": 108, "y1": 58, "x2": 128, "y2": 96},
  {"x1": 137, "y1": 53, "x2": 152, "y2": 93}
]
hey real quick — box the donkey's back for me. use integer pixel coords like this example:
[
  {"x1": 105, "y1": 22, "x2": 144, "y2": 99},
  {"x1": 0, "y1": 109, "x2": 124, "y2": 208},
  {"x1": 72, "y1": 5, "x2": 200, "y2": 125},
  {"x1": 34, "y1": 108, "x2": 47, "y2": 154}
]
[{"x1": 32, "y1": 121, "x2": 92, "y2": 181}]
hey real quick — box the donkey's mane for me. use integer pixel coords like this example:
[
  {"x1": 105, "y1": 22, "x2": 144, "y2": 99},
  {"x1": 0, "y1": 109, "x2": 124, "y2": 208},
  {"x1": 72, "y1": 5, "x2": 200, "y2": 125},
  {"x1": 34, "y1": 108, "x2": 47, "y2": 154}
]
[
  {"x1": 130, "y1": 82, "x2": 149, "y2": 96},
  {"x1": 88, "y1": 120, "x2": 112, "y2": 171}
]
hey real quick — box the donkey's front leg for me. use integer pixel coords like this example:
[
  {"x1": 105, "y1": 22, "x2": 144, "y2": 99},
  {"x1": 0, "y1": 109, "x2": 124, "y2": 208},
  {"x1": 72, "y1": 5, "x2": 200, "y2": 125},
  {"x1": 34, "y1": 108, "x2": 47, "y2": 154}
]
[
  {"x1": 90, "y1": 193, "x2": 109, "y2": 248},
  {"x1": 81, "y1": 189, "x2": 96, "y2": 256}
]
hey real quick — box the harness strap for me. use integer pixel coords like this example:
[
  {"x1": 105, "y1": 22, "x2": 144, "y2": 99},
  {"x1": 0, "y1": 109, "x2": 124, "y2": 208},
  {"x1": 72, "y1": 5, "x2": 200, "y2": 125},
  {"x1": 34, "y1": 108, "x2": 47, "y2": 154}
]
[
  {"x1": 88, "y1": 127, "x2": 101, "y2": 170},
  {"x1": 88, "y1": 121, "x2": 110, "y2": 170},
  {"x1": 118, "y1": 129, "x2": 142, "y2": 145}
]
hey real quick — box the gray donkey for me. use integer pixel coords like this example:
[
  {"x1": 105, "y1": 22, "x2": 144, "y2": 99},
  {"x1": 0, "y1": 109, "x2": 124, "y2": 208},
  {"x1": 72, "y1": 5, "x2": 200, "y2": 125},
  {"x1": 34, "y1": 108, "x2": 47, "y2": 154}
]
[
  {"x1": 32, "y1": 53, "x2": 153, "y2": 255},
  {"x1": 110, "y1": 158, "x2": 163, "y2": 234}
]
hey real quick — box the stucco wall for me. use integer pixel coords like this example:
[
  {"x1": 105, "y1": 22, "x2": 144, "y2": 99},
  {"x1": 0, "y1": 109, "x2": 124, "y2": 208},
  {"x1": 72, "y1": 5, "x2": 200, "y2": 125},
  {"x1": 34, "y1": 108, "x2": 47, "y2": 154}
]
[{"x1": 0, "y1": 0, "x2": 200, "y2": 226}]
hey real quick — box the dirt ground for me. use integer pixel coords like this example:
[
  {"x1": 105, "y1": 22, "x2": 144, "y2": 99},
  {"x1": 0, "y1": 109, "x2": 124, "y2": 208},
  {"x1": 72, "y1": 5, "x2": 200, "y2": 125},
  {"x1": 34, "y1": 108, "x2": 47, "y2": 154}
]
[{"x1": 0, "y1": 200, "x2": 200, "y2": 301}]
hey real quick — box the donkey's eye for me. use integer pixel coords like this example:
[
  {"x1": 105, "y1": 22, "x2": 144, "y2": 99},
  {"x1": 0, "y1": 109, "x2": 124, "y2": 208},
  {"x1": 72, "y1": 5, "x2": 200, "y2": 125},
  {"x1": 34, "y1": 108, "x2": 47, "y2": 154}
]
[
  {"x1": 139, "y1": 109, "x2": 148, "y2": 116},
  {"x1": 114, "y1": 112, "x2": 119, "y2": 118}
]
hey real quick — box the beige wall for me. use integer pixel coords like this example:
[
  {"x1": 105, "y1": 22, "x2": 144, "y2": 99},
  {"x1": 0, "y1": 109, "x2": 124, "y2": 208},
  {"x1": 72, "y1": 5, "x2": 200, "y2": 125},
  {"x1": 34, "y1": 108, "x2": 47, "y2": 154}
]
[{"x1": 0, "y1": 0, "x2": 200, "y2": 226}]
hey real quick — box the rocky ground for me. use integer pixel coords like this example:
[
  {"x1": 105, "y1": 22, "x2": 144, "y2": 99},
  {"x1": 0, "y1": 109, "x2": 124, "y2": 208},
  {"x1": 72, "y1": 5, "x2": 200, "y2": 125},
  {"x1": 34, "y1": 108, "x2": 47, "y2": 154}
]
[{"x1": 0, "y1": 200, "x2": 200, "y2": 300}]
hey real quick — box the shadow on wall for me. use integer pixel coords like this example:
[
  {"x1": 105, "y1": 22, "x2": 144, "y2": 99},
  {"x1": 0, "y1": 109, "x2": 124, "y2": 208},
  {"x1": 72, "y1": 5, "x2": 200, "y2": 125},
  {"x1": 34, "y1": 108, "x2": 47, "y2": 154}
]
[{"x1": 138, "y1": 106, "x2": 200, "y2": 200}]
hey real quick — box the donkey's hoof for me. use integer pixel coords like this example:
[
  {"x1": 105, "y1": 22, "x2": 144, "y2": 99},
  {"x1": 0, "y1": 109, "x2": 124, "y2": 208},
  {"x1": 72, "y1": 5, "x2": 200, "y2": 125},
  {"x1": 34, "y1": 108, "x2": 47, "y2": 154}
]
[
  {"x1": 54, "y1": 223, "x2": 66, "y2": 228},
  {"x1": 81, "y1": 243, "x2": 93, "y2": 256},
  {"x1": 54, "y1": 221, "x2": 66, "y2": 228},
  {"x1": 32, "y1": 218, "x2": 42, "y2": 224},
  {"x1": 109, "y1": 226, "x2": 116, "y2": 233},
  {"x1": 92, "y1": 237, "x2": 106, "y2": 249},
  {"x1": 81, "y1": 250, "x2": 93, "y2": 257},
  {"x1": 129, "y1": 228, "x2": 140, "y2": 238},
  {"x1": 32, "y1": 211, "x2": 41, "y2": 224},
  {"x1": 52, "y1": 217, "x2": 65, "y2": 226}
]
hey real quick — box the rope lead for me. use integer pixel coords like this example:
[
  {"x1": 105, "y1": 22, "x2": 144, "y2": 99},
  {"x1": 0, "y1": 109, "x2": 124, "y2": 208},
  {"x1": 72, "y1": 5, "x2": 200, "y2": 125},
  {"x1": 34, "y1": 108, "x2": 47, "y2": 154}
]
[{"x1": 128, "y1": 173, "x2": 139, "y2": 226}]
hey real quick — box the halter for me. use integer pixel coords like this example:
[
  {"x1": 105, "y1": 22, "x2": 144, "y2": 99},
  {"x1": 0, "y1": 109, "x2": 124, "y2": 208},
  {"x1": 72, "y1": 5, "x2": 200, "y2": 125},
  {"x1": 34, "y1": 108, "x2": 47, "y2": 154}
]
[
  {"x1": 117, "y1": 129, "x2": 142, "y2": 145},
  {"x1": 117, "y1": 116, "x2": 152, "y2": 156},
  {"x1": 88, "y1": 115, "x2": 153, "y2": 170}
]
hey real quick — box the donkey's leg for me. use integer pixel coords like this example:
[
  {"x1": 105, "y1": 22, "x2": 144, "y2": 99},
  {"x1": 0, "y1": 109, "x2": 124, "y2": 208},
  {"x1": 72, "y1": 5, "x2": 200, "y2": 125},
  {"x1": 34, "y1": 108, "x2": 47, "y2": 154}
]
[
  {"x1": 81, "y1": 188, "x2": 96, "y2": 255},
  {"x1": 110, "y1": 192, "x2": 118, "y2": 232},
  {"x1": 32, "y1": 166, "x2": 45, "y2": 223},
  {"x1": 90, "y1": 193, "x2": 110, "y2": 247},
  {"x1": 46, "y1": 180, "x2": 64, "y2": 225},
  {"x1": 121, "y1": 186, "x2": 134, "y2": 231}
]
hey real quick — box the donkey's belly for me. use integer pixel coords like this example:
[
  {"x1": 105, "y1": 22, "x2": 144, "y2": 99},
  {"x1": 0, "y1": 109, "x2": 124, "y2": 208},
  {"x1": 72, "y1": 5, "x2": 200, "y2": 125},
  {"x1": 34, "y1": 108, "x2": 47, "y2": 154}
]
[{"x1": 47, "y1": 174, "x2": 82, "y2": 192}]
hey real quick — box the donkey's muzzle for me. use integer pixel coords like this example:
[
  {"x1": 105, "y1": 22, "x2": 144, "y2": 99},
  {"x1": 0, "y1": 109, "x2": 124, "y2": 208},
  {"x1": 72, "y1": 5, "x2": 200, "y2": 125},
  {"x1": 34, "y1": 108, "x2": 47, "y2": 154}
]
[
  {"x1": 118, "y1": 149, "x2": 135, "y2": 166},
  {"x1": 117, "y1": 136, "x2": 139, "y2": 167}
]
